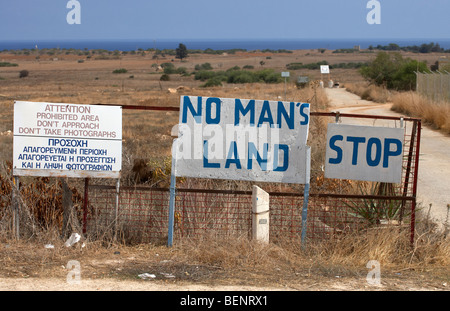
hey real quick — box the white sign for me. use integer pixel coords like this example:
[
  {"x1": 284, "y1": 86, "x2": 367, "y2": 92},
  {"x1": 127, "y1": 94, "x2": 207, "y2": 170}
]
[
  {"x1": 174, "y1": 96, "x2": 311, "y2": 184},
  {"x1": 13, "y1": 101, "x2": 122, "y2": 178},
  {"x1": 281, "y1": 72, "x2": 290, "y2": 78},
  {"x1": 320, "y1": 65, "x2": 330, "y2": 74},
  {"x1": 325, "y1": 123, "x2": 404, "y2": 183}
]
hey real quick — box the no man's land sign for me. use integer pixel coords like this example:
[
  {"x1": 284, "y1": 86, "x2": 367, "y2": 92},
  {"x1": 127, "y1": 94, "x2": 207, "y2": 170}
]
[
  {"x1": 174, "y1": 96, "x2": 311, "y2": 184},
  {"x1": 13, "y1": 101, "x2": 122, "y2": 178}
]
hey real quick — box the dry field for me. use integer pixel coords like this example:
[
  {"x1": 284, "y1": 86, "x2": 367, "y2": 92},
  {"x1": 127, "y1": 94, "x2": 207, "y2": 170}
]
[
  {"x1": 391, "y1": 91, "x2": 450, "y2": 134},
  {"x1": 0, "y1": 49, "x2": 449, "y2": 291}
]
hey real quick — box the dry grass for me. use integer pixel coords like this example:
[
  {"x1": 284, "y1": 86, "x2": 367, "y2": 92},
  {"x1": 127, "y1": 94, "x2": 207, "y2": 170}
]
[
  {"x1": 0, "y1": 51, "x2": 449, "y2": 287},
  {"x1": 391, "y1": 92, "x2": 450, "y2": 134},
  {"x1": 1, "y1": 217, "x2": 446, "y2": 287},
  {"x1": 343, "y1": 82, "x2": 393, "y2": 103},
  {"x1": 174, "y1": 216, "x2": 449, "y2": 274}
]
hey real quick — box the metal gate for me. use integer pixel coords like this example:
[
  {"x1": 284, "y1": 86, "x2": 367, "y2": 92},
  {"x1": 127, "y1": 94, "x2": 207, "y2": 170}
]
[{"x1": 84, "y1": 106, "x2": 421, "y2": 245}]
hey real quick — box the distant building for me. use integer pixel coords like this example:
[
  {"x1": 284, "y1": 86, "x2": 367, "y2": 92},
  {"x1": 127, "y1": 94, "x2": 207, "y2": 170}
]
[{"x1": 353, "y1": 45, "x2": 361, "y2": 51}]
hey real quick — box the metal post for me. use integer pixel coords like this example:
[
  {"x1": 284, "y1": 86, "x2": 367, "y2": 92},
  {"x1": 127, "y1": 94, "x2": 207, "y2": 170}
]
[
  {"x1": 83, "y1": 178, "x2": 89, "y2": 235},
  {"x1": 12, "y1": 176, "x2": 20, "y2": 239},
  {"x1": 400, "y1": 121, "x2": 416, "y2": 222},
  {"x1": 415, "y1": 72, "x2": 418, "y2": 93},
  {"x1": 410, "y1": 120, "x2": 422, "y2": 247},
  {"x1": 301, "y1": 147, "x2": 311, "y2": 248},
  {"x1": 335, "y1": 111, "x2": 341, "y2": 124},
  {"x1": 114, "y1": 178, "x2": 120, "y2": 240},
  {"x1": 167, "y1": 140, "x2": 178, "y2": 247}
]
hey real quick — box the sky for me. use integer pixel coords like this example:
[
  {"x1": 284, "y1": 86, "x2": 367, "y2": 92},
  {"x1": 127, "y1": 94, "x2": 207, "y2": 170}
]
[{"x1": 0, "y1": 0, "x2": 449, "y2": 41}]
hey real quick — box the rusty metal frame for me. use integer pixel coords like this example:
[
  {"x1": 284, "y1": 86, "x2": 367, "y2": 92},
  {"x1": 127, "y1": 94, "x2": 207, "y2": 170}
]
[{"x1": 85, "y1": 104, "x2": 422, "y2": 245}]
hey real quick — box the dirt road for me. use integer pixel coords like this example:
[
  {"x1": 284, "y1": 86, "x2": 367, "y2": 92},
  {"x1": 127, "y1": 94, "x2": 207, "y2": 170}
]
[{"x1": 325, "y1": 88, "x2": 450, "y2": 229}]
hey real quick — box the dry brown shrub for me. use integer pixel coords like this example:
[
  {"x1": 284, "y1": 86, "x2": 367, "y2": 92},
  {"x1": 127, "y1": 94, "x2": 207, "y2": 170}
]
[
  {"x1": 0, "y1": 162, "x2": 85, "y2": 239},
  {"x1": 173, "y1": 219, "x2": 449, "y2": 275},
  {"x1": 344, "y1": 82, "x2": 392, "y2": 103},
  {"x1": 391, "y1": 92, "x2": 450, "y2": 134}
]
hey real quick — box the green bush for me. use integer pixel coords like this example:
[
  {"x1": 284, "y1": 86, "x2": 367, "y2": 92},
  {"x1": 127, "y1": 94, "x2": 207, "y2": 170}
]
[
  {"x1": 330, "y1": 62, "x2": 367, "y2": 69},
  {"x1": 202, "y1": 76, "x2": 223, "y2": 87},
  {"x1": 286, "y1": 61, "x2": 329, "y2": 70},
  {"x1": 112, "y1": 68, "x2": 128, "y2": 74},
  {"x1": 19, "y1": 70, "x2": 29, "y2": 78},
  {"x1": 259, "y1": 70, "x2": 282, "y2": 83},
  {"x1": 285, "y1": 62, "x2": 303, "y2": 70},
  {"x1": 359, "y1": 52, "x2": 429, "y2": 90},
  {"x1": 227, "y1": 66, "x2": 241, "y2": 72},
  {"x1": 0, "y1": 62, "x2": 18, "y2": 67},
  {"x1": 227, "y1": 70, "x2": 257, "y2": 84},
  {"x1": 194, "y1": 70, "x2": 218, "y2": 81},
  {"x1": 161, "y1": 63, "x2": 176, "y2": 74},
  {"x1": 194, "y1": 67, "x2": 282, "y2": 85},
  {"x1": 160, "y1": 74, "x2": 170, "y2": 81},
  {"x1": 195, "y1": 63, "x2": 213, "y2": 71},
  {"x1": 175, "y1": 67, "x2": 188, "y2": 75}
]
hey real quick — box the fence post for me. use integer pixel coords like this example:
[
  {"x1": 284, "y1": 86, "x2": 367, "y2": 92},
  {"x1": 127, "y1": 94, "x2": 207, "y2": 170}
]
[
  {"x1": 83, "y1": 178, "x2": 89, "y2": 235},
  {"x1": 301, "y1": 147, "x2": 311, "y2": 248},
  {"x1": 62, "y1": 178, "x2": 74, "y2": 239},
  {"x1": 415, "y1": 72, "x2": 418, "y2": 93},
  {"x1": 114, "y1": 178, "x2": 120, "y2": 240},
  {"x1": 252, "y1": 186, "x2": 270, "y2": 244},
  {"x1": 12, "y1": 176, "x2": 20, "y2": 239},
  {"x1": 167, "y1": 140, "x2": 178, "y2": 247},
  {"x1": 400, "y1": 121, "x2": 416, "y2": 222},
  {"x1": 411, "y1": 120, "x2": 422, "y2": 246}
]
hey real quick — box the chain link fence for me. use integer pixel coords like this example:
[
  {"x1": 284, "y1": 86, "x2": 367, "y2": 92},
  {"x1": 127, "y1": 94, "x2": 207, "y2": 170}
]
[
  {"x1": 85, "y1": 112, "x2": 421, "y2": 246},
  {"x1": 416, "y1": 71, "x2": 450, "y2": 102}
]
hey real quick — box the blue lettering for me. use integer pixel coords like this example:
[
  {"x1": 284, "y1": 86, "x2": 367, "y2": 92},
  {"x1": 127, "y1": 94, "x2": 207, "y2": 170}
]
[
  {"x1": 234, "y1": 99, "x2": 255, "y2": 126},
  {"x1": 383, "y1": 138, "x2": 402, "y2": 168},
  {"x1": 366, "y1": 138, "x2": 382, "y2": 167},
  {"x1": 277, "y1": 102, "x2": 294, "y2": 129},
  {"x1": 203, "y1": 140, "x2": 220, "y2": 168},
  {"x1": 206, "y1": 97, "x2": 221, "y2": 124},
  {"x1": 247, "y1": 143, "x2": 268, "y2": 171},
  {"x1": 299, "y1": 103, "x2": 310, "y2": 125},
  {"x1": 182, "y1": 96, "x2": 202, "y2": 124},
  {"x1": 225, "y1": 141, "x2": 241, "y2": 169},
  {"x1": 329, "y1": 135, "x2": 343, "y2": 164},
  {"x1": 274, "y1": 144, "x2": 289, "y2": 172},
  {"x1": 257, "y1": 100, "x2": 274, "y2": 127},
  {"x1": 347, "y1": 136, "x2": 366, "y2": 165}
]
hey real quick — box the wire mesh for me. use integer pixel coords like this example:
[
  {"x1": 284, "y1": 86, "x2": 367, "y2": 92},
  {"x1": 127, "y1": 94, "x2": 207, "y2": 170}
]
[{"x1": 86, "y1": 114, "x2": 420, "y2": 245}]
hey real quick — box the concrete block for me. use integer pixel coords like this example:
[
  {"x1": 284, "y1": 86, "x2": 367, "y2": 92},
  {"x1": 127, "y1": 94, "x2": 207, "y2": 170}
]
[{"x1": 252, "y1": 185, "x2": 270, "y2": 243}]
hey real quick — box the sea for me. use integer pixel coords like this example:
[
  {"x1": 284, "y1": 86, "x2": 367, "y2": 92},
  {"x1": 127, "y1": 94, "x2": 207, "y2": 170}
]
[{"x1": 1, "y1": 38, "x2": 450, "y2": 51}]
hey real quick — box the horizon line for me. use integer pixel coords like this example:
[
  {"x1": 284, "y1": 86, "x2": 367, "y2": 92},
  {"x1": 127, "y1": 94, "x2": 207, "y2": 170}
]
[{"x1": 2, "y1": 37, "x2": 450, "y2": 42}]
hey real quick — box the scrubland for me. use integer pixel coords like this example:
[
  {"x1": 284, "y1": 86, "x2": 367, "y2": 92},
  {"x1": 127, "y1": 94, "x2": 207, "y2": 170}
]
[{"x1": 0, "y1": 49, "x2": 448, "y2": 290}]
